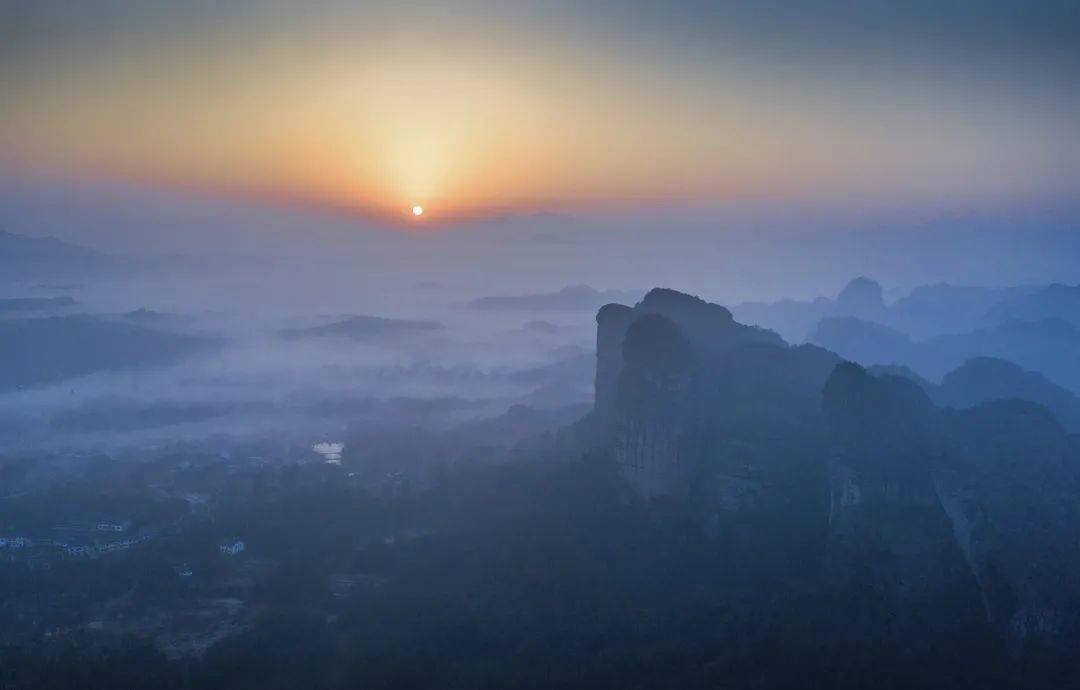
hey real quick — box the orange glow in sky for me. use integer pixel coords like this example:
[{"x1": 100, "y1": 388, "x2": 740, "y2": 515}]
[{"x1": 1, "y1": 4, "x2": 1077, "y2": 223}]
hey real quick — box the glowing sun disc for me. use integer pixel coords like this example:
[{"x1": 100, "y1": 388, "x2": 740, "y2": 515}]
[{"x1": 412, "y1": 205, "x2": 424, "y2": 216}]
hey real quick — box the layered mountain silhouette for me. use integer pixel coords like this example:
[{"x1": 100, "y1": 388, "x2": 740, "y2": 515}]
[
  {"x1": 893, "y1": 357, "x2": 1080, "y2": 432},
  {"x1": 732, "y1": 276, "x2": 1048, "y2": 343},
  {"x1": 812, "y1": 315, "x2": 1080, "y2": 392},
  {"x1": 889, "y1": 283, "x2": 1036, "y2": 337},
  {"x1": 736, "y1": 276, "x2": 1080, "y2": 395},
  {"x1": 987, "y1": 283, "x2": 1080, "y2": 327}
]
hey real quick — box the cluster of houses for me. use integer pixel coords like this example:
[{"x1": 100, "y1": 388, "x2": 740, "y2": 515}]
[
  {"x1": 0, "y1": 536, "x2": 30, "y2": 549},
  {"x1": 64, "y1": 536, "x2": 149, "y2": 557},
  {"x1": 3, "y1": 520, "x2": 247, "y2": 563},
  {"x1": 0, "y1": 519, "x2": 146, "y2": 559}
]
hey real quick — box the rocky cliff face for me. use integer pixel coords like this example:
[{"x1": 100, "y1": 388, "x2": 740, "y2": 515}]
[
  {"x1": 936, "y1": 401, "x2": 1080, "y2": 640},
  {"x1": 822, "y1": 362, "x2": 1080, "y2": 644},
  {"x1": 595, "y1": 288, "x2": 833, "y2": 512},
  {"x1": 610, "y1": 314, "x2": 695, "y2": 498},
  {"x1": 822, "y1": 363, "x2": 985, "y2": 635},
  {"x1": 594, "y1": 303, "x2": 637, "y2": 422}
]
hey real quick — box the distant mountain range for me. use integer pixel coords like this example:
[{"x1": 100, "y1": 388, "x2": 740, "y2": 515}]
[
  {"x1": 469, "y1": 285, "x2": 640, "y2": 311},
  {"x1": 0, "y1": 314, "x2": 219, "y2": 391},
  {"x1": 731, "y1": 276, "x2": 1049, "y2": 343},
  {"x1": 728, "y1": 275, "x2": 1080, "y2": 395},
  {"x1": 811, "y1": 314, "x2": 1080, "y2": 393},
  {"x1": 281, "y1": 314, "x2": 443, "y2": 341},
  {"x1": 0, "y1": 231, "x2": 126, "y2": 282},
  {"x1": 871, "y1": 357, "x2": 1080, "y2": 432},
  {"x1": 0, "y1": 296, "x2": 77, "y2": 316},
  {"x1": 986, "y1": 283, "x2": 1080, "y2": 326}
]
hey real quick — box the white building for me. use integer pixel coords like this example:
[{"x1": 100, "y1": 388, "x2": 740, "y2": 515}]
[{"x1": 219, "y1": 538, "x2": 245, "y2": 556}]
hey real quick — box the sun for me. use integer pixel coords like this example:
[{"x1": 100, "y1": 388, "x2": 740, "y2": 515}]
[{"x1": 412, "y1": 205, "x2": 424, "y2": 216}]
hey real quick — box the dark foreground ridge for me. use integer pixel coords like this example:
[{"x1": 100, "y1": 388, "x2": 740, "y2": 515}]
[{"x1": 594, "y1": 287, "x2": 1080, "y2": 645}]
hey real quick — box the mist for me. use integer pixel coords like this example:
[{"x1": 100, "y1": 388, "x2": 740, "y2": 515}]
[{"x1": 3, "y1": 172, "x2": 1079, "y2": 452}]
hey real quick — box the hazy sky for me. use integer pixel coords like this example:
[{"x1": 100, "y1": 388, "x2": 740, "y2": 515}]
[{"x1": 2, "y1": 1, "x2": 1079, "y2": 222}]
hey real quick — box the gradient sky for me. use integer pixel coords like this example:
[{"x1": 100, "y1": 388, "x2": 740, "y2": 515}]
[{"x1": 2, "y1": 1, "x2": 1079, "y2": 222}]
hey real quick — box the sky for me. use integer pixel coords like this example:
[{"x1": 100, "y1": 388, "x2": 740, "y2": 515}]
[{"x1": 2, "y1": 1, "x2": 1080, "y2": 223}]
